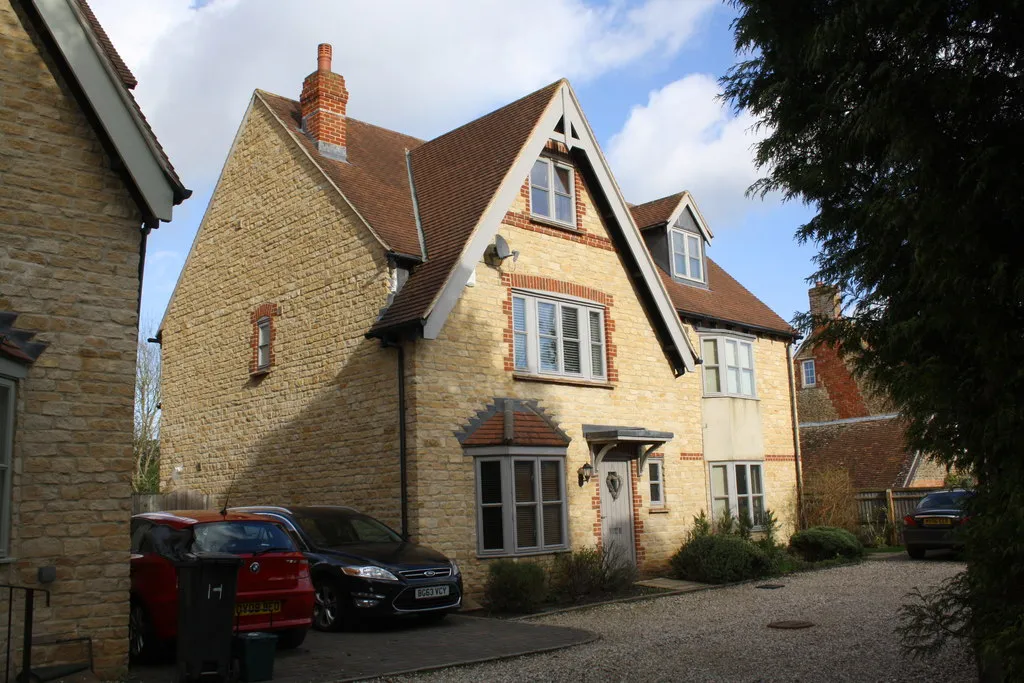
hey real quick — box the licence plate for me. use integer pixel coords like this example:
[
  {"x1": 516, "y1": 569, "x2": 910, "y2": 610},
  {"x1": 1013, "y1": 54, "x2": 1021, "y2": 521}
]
[
  {"x1": 235, "y1": 601, "x2": 282, "y2": 616},
  {"x1": 922, "y1": 518, "x2": 952, "y2": 526},
  {"x1": 414, "y1": 586, "x2": 450, "y2": 600}
]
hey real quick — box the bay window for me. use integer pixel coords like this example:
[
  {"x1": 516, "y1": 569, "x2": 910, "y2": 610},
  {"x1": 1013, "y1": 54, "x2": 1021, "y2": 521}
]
[
  {"x1": 476, "y1": 456, "x2": 568, "y2": 556},
  {"x1": 710, "y1": 462, "x2": 766, "y2": 527},
  {"x1": 701, "y1": 335, "x2": 756, "y2": 398}
]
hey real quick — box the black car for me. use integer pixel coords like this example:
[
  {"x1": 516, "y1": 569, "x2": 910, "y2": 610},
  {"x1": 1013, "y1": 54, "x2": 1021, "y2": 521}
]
[
  {"x1": 232, "y1": 506, "x2": 462, "y2": 630},
  {"x1": 902, "y1": 489, "x2": 973, "y2": 559}
]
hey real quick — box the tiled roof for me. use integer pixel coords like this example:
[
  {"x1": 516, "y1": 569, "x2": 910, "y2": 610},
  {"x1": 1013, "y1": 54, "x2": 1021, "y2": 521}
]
[
  {"x1": 0, "y1": 312, "x2": 48, "y2": 364},
  {"x1": 457, "y1": 398, "x2": 570, "y2": 448},
  {"x1": 258, "y1": 91, "x2": 424, "y2": 257},
  {"x1": 75, "y1": 0, "x2": 136, "y2": 89},
  {"x1": 631, "y1": 193, "x2": 684, "y2": 229},
  {"x1": 800, "y1": 416, "x2": 913, "y2": 490},
  {"x1": 370, "y1": 81, "x2": 562, "y2": 332},
  {"x1": 659, "y1": 261, "x2": 795, "y2": 337},
  {"x1": 72, "y1": 0, "x2": 188, "y2": 200}
]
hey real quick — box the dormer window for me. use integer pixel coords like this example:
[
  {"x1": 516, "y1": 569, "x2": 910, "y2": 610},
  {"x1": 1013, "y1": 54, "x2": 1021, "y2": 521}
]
[
  {"x1": 670, "y1": 225, "x2": 704, "y2": 283},
  {"x1": 530, "y1": 158, "x2": 574, "y2": 226}
]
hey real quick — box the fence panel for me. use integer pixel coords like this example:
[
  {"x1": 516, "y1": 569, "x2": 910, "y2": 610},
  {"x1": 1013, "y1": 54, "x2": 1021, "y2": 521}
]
[
  {"x1": 131, "y1": 490, "x2": 213, "y2": 515},
  {"x1": 855, "y1": 487, "x2": 943, "y2": 524}
]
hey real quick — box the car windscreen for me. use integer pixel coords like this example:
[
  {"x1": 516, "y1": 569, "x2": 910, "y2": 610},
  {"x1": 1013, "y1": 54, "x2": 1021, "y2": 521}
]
[
  {"x1": 191, "y1": 521, "x2": 297, "y2": 554},
  {"x1": 294, "y1": 511, "x2": 403, "y2": 546},
  {"x1": 918, "y1": 491, "x2": 971, "y2": 510}
]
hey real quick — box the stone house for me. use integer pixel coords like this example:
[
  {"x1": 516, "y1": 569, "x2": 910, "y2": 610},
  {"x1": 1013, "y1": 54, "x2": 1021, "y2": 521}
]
[
  {"x1": 159, "y1": 44, "x2": 800, "y2": 595},
  {"x1": 1, "y1": 0, "x2": 188, "y2": 676},
  {"x1": 794, "y1": 285, "x2": 945, "y2": 489}
]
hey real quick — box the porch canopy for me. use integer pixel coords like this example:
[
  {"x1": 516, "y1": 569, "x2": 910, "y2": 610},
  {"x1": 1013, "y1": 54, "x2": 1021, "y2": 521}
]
[{"x1": 583, "y1": 424, "x2": 674, "y2": 481}]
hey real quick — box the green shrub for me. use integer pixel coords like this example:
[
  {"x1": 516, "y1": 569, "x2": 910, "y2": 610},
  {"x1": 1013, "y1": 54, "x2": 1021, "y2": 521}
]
[
  {"x1": 713, "y1": 513, "x2": 737, "y2": 536},
  {"x1": 670, "y1": 534, "x2": 772, "y2": 584},
  {"x1": 686, "y1": 510, "x2": 712, "y2": 543},
  {"x1": 549, "y1": 546, "x2": 637, "y2": 603},
  {"x1": 483, "y1": 560, "x2": 546, "y2": 613},
  {"x1": 789, "y1": 526, "x2": 865, "y2": 562}
]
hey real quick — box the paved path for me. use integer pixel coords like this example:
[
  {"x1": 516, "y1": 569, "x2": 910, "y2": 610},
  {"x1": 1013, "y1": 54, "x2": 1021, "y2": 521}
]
[{"x1": 129, "y1": 614, "x2": 595, "y2": 683}]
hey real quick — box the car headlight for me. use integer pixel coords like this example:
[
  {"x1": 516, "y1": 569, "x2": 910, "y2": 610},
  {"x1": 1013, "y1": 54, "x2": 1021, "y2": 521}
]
[
  {"x1": 450, "y1": 560, "x2": 461, "y2": 576},
  {"x1": 341, "y1": 565, "x2": 399, "y2": 582}
]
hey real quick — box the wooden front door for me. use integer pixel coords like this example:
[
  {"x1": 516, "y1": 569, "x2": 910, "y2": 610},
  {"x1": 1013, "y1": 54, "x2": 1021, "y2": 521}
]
[{"x1": 599, "y1": 459, "x2": 636, "y2": 567}]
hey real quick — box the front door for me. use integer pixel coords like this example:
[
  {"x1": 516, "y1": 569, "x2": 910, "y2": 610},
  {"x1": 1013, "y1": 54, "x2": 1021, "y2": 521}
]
[{"x1": 599, "y1": 460, "x2": 636, "y2": 567}]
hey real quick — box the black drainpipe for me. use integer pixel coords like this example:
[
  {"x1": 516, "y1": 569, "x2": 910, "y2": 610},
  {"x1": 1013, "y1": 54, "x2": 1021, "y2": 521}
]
[
  {"x1": 137, "y1": 217, "x2": 158, "y2": 316},
  {"x1": 382, "y1": 337, "x2": 408, "y2": 538}
]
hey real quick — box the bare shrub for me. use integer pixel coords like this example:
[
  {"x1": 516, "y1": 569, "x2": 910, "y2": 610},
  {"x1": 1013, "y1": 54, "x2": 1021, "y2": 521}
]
[{"x1": 801, "y1": 466, "x2": 859, "y2": 532}]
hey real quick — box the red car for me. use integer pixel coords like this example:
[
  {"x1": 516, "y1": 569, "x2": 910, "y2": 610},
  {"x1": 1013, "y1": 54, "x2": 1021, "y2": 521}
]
[{"x1": 129, "y1": 510, "x2": 314, "y2": 660}]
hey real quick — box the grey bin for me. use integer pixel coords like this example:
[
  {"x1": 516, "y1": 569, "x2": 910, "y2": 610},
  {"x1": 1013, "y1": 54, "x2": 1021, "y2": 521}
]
[
  {"x1": 175, "y1": 552, "x2": 242, "y2": 683},
  {"x1": 234, "y1": 632, "x2": 278, "y2": 682}
]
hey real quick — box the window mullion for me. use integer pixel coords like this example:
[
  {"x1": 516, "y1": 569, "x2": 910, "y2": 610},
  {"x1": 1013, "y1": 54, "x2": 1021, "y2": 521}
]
[
  {"x1": 502, "y1": 458, "x2": 515, "y2": 554},
  {"x1": 533, "y1": 459, "x2": 544, "y2": 547}
]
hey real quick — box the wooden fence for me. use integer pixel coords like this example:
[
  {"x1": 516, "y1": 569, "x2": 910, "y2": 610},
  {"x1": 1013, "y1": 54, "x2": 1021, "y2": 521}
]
[
  {"x1": 854, "y1": 487, "x2": 942, "y2": 528},
  {"x1": 131, "y1": 489, "x2": 214, "y2": 515}
]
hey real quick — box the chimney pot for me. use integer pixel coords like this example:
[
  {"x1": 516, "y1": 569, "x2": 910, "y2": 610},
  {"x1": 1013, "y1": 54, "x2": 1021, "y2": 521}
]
[{"x1": 317, "y1": 43, "x2": 332, "y2": 72}]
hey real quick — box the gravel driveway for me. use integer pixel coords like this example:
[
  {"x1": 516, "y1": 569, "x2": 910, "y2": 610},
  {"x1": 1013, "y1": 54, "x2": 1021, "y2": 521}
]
[{"x1": 381, "y1": 555, "x2": 974, "y2": 682}]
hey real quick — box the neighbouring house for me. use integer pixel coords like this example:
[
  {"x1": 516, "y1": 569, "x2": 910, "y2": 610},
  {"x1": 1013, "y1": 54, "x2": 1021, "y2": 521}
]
[
  {"x1": 0, "y1": 0, "x2": 188, "y2": 676},
  {"x1": 793, "y1": 285, "x2": 946, "y2": 490},
  {"x1": 159, "y1": 44, "x2": 800, "y2": 596}
]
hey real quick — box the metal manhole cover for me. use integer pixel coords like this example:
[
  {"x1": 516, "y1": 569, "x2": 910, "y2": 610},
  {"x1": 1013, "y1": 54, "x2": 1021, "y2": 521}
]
[
  {"x1": 767, "y1": 620, "x2": 814, "y2": 629},
  {"x1": 757, "y1": 584, "x2": 786, "y2": 590}
]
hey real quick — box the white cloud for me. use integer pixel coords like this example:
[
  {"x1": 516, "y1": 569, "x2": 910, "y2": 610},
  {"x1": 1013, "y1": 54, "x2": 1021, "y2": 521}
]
[
  {"x1": 87, "y1": 0, "x2": 717, "y2": 189},
  {"x1": 607, "y1": 73, "x2": 774, "y2": 229}
]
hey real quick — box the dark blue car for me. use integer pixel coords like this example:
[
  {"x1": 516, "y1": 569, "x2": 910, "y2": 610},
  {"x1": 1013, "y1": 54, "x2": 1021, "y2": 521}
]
[
  {"x1": 902, "y1": 489, "x2": 973, "y2": 559},
  {"x1": 232, "y1": 505, "x2": 461, "y2": 630}
]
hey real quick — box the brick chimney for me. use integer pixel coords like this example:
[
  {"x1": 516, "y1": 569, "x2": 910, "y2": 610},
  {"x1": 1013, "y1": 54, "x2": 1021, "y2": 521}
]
[
  {"x1": 808, "y1": 282, "x2": 841, "y2": 330},
  {"x1": 300, "y1": 43, "x2": 349, "y2": 162}
]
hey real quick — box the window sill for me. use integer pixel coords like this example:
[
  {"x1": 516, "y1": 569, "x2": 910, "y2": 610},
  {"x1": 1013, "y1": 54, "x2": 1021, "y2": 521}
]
[
  {"x1": 648, "y1": 507, "x2": 670, "y2": 515},
  {"x1": 250, "y1": 368, "x2": 271, "y2": 378},
  {"x1": 529, "y1": 214, "x2": 581, "y2": 234},
  {"x1": 477, "y1": 547, "x2": 570, "y2": 560},
  {"x1": 0, "y1": 557, "x2": 18, "y2": 565},
  {"x1": 513, "y1": 373, "x2": 613, "y2": 390},
  {"x1": 702, "y1": 394, "x2": 760, "y2": 401}
]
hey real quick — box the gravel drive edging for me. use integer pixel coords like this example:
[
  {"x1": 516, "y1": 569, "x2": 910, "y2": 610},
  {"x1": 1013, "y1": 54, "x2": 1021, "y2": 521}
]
[{"x1": 382, "y1": 556, "x2": 974, "y2": 682}]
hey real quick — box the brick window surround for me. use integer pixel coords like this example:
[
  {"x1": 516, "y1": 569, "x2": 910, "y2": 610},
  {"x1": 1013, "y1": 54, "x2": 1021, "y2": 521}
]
[
  {"x1": 501, "y1": 274, "x2": 617, "y2": 385},
  {"x1": 249, "y1": 303, "x2": 280, "y2": 375},
  {"x1": 502, "y1": 140, "x2": 616, "y2": 252}
]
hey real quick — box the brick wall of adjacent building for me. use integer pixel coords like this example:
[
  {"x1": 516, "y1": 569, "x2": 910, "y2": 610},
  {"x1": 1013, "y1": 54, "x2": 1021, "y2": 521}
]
[
  {"x1": 160, "y1": 99, "x2": 402, "y2": 527},
  {"x1": 405, "y1": 170, "x2": 799, "y2": 595},
  {"x1": 0, "y1": 1, "x2": 144, "y2": 675}
]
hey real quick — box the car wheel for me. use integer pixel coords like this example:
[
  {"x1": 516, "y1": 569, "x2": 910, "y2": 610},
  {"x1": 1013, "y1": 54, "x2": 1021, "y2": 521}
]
[
  {"x1": 275, "y1": 627, "x2": 308, "y2": 650},
  {"x1": 907, "y1": 545, "x2": 926, "y2": 560},
  {"x1": 313, "y1": 577, "x2": 351, "y2": 632},
  {"x1": 129, "y1": 599, "x2": 156, "y2": 663}
]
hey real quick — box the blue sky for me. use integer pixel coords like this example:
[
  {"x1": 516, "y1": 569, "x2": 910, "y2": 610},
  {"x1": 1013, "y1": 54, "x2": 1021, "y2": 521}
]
[{"x1": 89, "y1": 0, "x2": 818, "y2": 336}]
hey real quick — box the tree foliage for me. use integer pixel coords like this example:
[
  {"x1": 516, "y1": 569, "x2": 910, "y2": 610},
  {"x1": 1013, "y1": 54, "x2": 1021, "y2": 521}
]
[
  {"x1": 133, "y1": 333, "x2": 160, "y2": 493},
  {"x1": 721, "y1": 0, "x2": 1024, "y2": 677}
]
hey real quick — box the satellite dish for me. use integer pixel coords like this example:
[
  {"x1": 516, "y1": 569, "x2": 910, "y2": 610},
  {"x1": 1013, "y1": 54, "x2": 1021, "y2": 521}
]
[{"x1": 494, "y1": 235, "x2": 512, "y2": 260}]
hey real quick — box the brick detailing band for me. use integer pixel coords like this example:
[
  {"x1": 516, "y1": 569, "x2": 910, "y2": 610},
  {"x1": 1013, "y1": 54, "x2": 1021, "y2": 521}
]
[
  {"x1": 765, "y1": 454, "x2": 797, "y2": 462},
  {"x1": 249, "y1": 303, "x2": 280, "y2": 374},
  {"x1": 501, "y1": 274, "x2": 617, "y2": 383},
  {"x1": 630, "y1": 460, "x2": 646, "y2": 565},
  {"x1": 591, "y1": 473, "x2": 603, "y2": 548},
  {"x1": 679, "y1": 452, "x2": 704, "y2": 461}
]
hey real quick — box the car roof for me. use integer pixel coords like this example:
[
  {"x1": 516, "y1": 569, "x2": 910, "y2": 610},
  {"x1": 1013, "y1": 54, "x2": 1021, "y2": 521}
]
[
  {"x1": 229, "y1": 505, "x2": 358, "y2": 516},
  {"x1": 133, "y1": 510, "x2": 283, "y2": 528}
]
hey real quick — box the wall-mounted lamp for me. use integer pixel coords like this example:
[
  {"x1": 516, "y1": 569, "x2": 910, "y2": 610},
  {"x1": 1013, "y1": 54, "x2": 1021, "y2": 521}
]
[
  {"x1": 484, "y1": 235, "x2": 519, "y2": 267},
  {"x1": 577, "y1": 462, "x2": 594, "y2": 487}
]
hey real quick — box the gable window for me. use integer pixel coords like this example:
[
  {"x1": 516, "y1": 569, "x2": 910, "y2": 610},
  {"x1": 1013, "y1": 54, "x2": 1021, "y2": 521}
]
[
  {"x1": 256, "y1": 318, "x2": 271, "y2": 370},
  {"x1": 701, "y1": 336, "x2": 756, "y2": 398},
  {"x1": 648, "y1": 458, "x2": 664, "y2": 507},
  {"x1": 801, "y1": 359, "x2": 816, "y2": 387},
  {"x1": 0, "y1": 377, "x2": 13, "y2": 557},
  {"x1": 710, "y1": 462, "x2": 766, "y2": 526},
  {"x1": 530, "y1": 158, "x2": 574, "y2": 226},
  {"x1": 669, "y1": 226, "x2": 704, "y2": 283},
  {"x1": 476, "y1": 456, "x2": 568, "y2": 556},
  {"x1": 512, "y1": 292, "x2": 605, "y2": 381}
]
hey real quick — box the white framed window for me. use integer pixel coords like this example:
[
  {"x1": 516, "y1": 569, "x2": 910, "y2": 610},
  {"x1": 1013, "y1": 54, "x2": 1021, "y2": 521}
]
[
  {"x1": 475, "y1": 456, "x2": 568, "y2": 556},
  {"x1": 256, "y1": 318, "x2": 271, "y2": 370},
  {"x1": 701, "y1": 336, "x2": 756, "y2": 398},
  {"x1": 669, "y1": 227, "x2": 704, "y2": 283},
  {"x1": 512, "y1": 292, "x2": 606, "y2": 381},
  {"x1": 648, "y1": 458, "x2": 664, "y2": 507},
  {"x1": 801, "y1": 359, "x2": 816, "y2": 387},
  {"x1": 0, "y1": 377, "x2": 14, "y2": 557},
  {"x1": 709, "y1": 461, "x2": 766, "y2": 527},
  {"x1": 530, "y1": 158, "x2": 575, "y2": 226}
]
